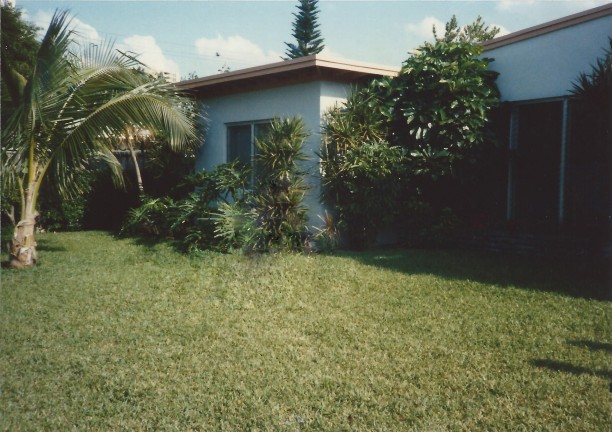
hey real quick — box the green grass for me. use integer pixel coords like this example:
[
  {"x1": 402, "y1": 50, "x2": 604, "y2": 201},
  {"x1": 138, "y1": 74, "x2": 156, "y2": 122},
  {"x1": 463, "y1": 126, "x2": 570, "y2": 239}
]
[{"x1": 1, "y1": 231, "x2": 609, "y2": 431}]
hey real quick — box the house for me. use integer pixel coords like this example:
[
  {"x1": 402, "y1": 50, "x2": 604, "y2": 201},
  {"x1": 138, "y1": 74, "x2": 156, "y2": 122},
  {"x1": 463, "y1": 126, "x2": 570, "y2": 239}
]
[
  {"x1": 478, "y1": 4, "x2": 611, "y2": 255},
  {"x1": 175, "y1": 55, "x2": 399, "y2": 225}
]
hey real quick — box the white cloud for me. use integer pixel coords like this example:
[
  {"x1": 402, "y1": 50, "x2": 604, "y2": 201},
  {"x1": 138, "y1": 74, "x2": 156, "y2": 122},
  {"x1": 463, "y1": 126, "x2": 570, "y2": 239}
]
[
  {"x1": 32, "y1": 10, "x2": 102, "y2": 45},
  {"x1": 118, "y1": 35, "x2": 180, "y2": 81},
  {"x1": 320, "y1": 46, "x2": 349, "y2": 60},
  {"x1": 494, "y1": 24, "x2": 511, "y2": 37},
  {"x1": 194, "y1": 35, "x2": 281, "y2": 75},
  {"x1": 30, "y1": 11, "x2": 179, "y2": 81},
  {"x1": 406, "y1": 16, "x2": 510, "y2": 43},
  {"x1": 405, "y1": 16, "x2": 445, "y2": 43}
]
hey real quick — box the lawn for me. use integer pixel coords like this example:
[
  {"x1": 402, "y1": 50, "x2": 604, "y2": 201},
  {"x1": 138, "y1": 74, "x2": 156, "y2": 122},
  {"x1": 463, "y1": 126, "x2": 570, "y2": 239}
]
[{"x1": 1, "y1": 231, "x2": 609, "y2": 431}]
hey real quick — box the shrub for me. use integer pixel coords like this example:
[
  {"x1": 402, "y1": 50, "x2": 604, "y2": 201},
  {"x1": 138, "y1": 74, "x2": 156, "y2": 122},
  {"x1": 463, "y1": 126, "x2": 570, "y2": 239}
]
[
  {"x1": 214, "y1": 202, "x2": 257, "y2": 252},
  {"x1": 121, "y1": 196, "x2": 176, "y2": 238},
  {"x1": 389, "y1": 39, "x2": 499, "y2": 179},
  {"x1": 213, "y1": 117, "x2": 311, "y2": 253},
  {"x1": 321, "y1": 83, "x2": 406, "y2": 248},
  {"x1": 37, "y1": 168, "x2": 97, "y2": 232},
  {"x1": 321, "y1": 140, "x2": 406, "y2": 248},
  {"x1": 321, "y1": 19, "x2": 502, "y2": 248},
  {"x1": 311, "y1": 211, "x2": 340, "y2": 252},
  {"x1": 121, "y1": 162, "x2": 250, "y2": 252},
  {"x1": 250, "y1": 117, "x2": 310, "y2": 252}
]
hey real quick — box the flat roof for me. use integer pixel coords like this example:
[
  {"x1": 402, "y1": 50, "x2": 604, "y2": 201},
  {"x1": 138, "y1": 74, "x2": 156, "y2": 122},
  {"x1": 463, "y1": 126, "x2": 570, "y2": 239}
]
[
  {"x1": 483, "y1": 3, "x2": 612, "y2": 50},
  {"x1": 175, "y1": 54, "x2": 400, "y2": 98}
]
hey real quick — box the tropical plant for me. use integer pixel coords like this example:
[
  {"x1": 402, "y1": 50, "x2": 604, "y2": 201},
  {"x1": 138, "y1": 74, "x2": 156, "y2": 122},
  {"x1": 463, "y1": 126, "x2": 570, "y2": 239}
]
[
  {"x1": 433, "y1": 15, "x2": 501, "y2": 44},
  {"x1": 122, "y1": 162, "x2": 251, "y2": 252},
  {"x1": 1, "y1": 10, "x2": 198, "y2": 268},
  {"x1": 311, "y1": 211, "x2": 340, "y2": 252},
  {"x1": 1, "y1": 5, "x2": 40, "y2": 226},
  {"x1": 119, "y1": 97, "x2": 201, "y2": 197},
  {"x1": 251, "y1": 117, "x2": 310, "y2": 251},
  {"x1": 571, "y1": 38, "x2": 611, "y2": 103},
  {"x1": 214, "y1": 117, "x2": 310, "y2": 252},
  {"x1": 321, "y1": 139, "x2": 406, "y2": 249},
  {"x1": 322, "y1": 81, "x2": 391, "y2": 154},
  {"x1": 1, "y1": 4, "x2": 40, "y2": 125},
  {"x1": 37, "y1": 167, "x2": 98, "y2": 232},
  {"x1": 214, "y1": 202, "x2": 257, "y2": 252},
  {"x1": 390, "y1": 38, "x2": 499, "y2": 179},
  {"x1": 321, "y1": 81, "x2": 406, "y2": 248},
  {"x1": 121, "y1": 196, "x2": 177, "y2": 238},
  {"x1": 284, "y1": 0, "x2": 325, "y2": 59}
]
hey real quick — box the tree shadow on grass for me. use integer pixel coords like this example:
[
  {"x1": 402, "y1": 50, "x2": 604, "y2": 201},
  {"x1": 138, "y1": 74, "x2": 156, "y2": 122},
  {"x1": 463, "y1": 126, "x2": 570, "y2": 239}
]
[
  {"x1": 36, "y1": 238, "x2": 67, "y2": 252},
  {"x1": 343, "y1": 247, "x2": 610, "y2": 300},
  {"x1": 568, "y1": 340, "x2": 612, "y2": 352},
  {"x1": 530, "y1": 359, "x2": 611, "y2": 380},
  {"x1": 117, "y1": 233, "x2": 184, "y2": 254}
]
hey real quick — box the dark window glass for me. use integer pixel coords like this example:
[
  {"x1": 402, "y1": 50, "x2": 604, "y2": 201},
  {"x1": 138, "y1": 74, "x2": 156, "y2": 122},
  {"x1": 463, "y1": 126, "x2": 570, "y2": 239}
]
[
  {"x1": 227, "y1": 124, "x2": 252, "y2": 167},
  {"x1": 565, "y1": 100, "x2": 610, "y2": 234},
  {"x1": 513, "y1": 101, "x2": 563, "y2": 228},
  {"x1": 227, "y1": 121, "x2": 272, "y2": 169}
]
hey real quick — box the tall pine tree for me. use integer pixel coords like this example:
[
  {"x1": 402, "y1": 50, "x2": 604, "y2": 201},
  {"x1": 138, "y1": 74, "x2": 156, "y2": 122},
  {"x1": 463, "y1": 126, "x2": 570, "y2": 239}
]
[{"x1": 284, "y1": 0, "x2": 325, "y2": 59}]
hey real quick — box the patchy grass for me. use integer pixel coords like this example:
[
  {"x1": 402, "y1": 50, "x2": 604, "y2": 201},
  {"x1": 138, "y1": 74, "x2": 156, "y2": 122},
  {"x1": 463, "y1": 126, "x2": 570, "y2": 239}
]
[{"x1": 1, "y1": 231, "x2": 609, "y2": 431}]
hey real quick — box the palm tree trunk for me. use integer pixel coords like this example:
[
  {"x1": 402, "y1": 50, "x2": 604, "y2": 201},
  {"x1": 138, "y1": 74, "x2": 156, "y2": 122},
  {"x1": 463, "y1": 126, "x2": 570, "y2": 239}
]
[
  {"x1": 9, "y1": 183, "x2": 38, "y2": 269},
  {"x1": 127, "y1": 140, "x2": 145, "y2": 197}
]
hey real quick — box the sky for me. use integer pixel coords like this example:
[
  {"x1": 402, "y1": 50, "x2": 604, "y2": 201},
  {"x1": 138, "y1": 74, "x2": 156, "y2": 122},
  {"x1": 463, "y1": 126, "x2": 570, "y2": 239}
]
[{"x1": 16, "y1": 0, "x2": 611, "y2": 81}]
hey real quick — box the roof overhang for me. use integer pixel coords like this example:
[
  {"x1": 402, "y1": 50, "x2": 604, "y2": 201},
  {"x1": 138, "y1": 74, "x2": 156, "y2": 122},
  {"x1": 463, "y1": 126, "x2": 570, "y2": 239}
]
[
  {"x1": 175, "y1": 54, "x2": 400, "y2": 99},
  {"x1": 483, "y1": 3, "x2": 612, "y2": 51}
]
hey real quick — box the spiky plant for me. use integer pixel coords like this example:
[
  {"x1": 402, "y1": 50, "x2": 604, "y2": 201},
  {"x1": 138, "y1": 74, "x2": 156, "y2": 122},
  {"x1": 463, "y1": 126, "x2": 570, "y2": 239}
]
[{"x1": 251, "y1": 117, "x2": 310, "y2": 251}]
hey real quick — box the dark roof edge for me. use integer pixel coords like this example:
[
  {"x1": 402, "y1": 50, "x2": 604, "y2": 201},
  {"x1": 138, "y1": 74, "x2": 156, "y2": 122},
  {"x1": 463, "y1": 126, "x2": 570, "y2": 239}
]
[
  {"x1": 483, "y1": 3, "x2": 612, "y2": 51},
  {"x1": 175, "y1": 54, "x2": 399, "y2": 91}
]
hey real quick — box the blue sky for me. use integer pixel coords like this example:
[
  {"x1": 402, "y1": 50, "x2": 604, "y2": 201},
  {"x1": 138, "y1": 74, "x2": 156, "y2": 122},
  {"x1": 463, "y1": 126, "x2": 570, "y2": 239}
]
[{"x1": 18, "y1": 0, "x2": 610, "y2": 80}]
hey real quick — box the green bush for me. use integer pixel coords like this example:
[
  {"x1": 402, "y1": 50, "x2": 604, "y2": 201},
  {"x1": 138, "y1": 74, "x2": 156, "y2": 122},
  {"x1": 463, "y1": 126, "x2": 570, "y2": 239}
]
[
  {"x1": 253, "y1": 117, "x2": 310, "y2": 251},
  {"x1": 389, "y1": 39, "x2": 499, "y2": 179},
  {"x1": 321, "y1": 19, "x2": 501, "y2": 248},
  {"x1": 321, "y1": 139, "x2": 406, "y2": 248},
  {"x1": 36, "y1": 168, "x2": 98, "y2": 232},
  {"x1": 321, "y1": 82, "x2": 406, "y2": 248},
  {"x1": 213, "y1": 117, "x2": 311, "y2": 253},
  {"x1": 214, "y1": 201, "x2": 257, "y2": 252},
  {"x1": 121, "y1": 162, "x2": 250, "y2": 252},
  {"x1": 121, "y1": 196, "x2": 176, "y2": 238}
]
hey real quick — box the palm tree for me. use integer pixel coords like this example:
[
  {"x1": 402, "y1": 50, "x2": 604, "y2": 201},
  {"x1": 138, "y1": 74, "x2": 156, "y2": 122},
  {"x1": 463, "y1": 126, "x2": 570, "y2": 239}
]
[
  {"x1": 121, "y1": 125, "x2": 154, "y2": 196},
  {"x1": 1, "y1": 10, "x2": 199, "y2": 268}
]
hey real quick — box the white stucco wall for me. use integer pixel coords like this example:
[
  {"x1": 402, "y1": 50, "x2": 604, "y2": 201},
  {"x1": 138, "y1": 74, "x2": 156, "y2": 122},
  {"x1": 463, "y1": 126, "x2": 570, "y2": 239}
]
[
  {"x1": 196, "y1": 80, "x2": 351, "y2": 227},
  {"x1": 486, "y1": 15, "x2": 612, "y2": 101}
]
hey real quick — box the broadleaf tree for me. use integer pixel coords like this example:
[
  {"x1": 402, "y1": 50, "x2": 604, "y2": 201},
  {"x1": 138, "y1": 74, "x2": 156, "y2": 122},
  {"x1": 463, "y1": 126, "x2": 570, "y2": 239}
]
[
  {"x1": 1, "y1": 10, "x2": 200, "y2": 268},
  {"x1": 433, "y1": 14, "x2": 501, "y2": 44},
  {"x1": 390, "y1": 29, "x2": 500, "y2": 179},
  {"x1": 284, "y1": 0, "x2": 325, "y2": 59}
]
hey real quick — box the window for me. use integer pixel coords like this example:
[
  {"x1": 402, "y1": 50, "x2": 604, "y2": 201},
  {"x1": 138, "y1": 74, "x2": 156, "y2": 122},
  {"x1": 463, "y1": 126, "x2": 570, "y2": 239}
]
[
  {"x1": 227, "y1": 121, "x2": 271, "y2": 168},
  {"x1": 508, "y1": 101, "x2": 564, "y2": 228}
]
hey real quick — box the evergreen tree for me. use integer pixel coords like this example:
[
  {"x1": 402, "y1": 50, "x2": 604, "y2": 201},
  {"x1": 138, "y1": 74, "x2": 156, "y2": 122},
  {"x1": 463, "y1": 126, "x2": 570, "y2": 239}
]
[{"x1": 284, "y1": 0, "x2": 325, "y2": 59}]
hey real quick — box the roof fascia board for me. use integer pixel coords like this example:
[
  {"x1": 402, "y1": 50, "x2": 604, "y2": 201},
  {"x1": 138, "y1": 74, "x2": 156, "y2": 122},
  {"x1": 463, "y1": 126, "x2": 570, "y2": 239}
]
[
  {"x1": 483, "y1": 3, "x2": 612, "y2": 51},
  {"x1": 176, "y1": 54, "x2": 398, "y2": 92}
]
